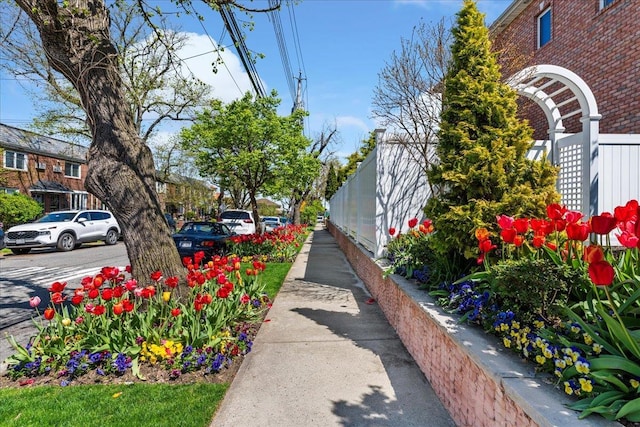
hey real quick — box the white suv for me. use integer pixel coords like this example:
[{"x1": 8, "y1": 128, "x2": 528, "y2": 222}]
[
  {"x1": 219, "y1": 209, "x2": 257, "y2": 235},
  {"x1": 5, "y1": 210, "x2": 120, "y2": 254}
]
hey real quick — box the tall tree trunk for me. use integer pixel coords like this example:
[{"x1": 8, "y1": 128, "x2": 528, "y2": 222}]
[{"x1": 16, "y1": 0, "x2": 186, "y2": 289}]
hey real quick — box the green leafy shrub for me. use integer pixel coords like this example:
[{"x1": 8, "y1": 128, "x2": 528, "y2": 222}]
[
  {"x1": 489, "y1": 257, "x2": 586, "y2": 325},
  {"x1": 0, "y1": 192, "x2": 43, "y2": 227}
]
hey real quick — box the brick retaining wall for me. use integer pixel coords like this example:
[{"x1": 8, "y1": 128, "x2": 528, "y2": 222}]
[{"x1": 327, "y1": 222, "x2": 618, "y2": 427}]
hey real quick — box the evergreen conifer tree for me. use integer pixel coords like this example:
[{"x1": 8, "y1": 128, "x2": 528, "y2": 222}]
[
  {"x1": 424, "y1": 0, "x2": 559, "y2": 264},
  {"x1": 325, "y1": 163, "x2": 340, "y2": 201}
]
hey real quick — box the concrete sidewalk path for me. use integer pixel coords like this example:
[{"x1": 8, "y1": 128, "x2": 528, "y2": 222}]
[{"x1": 211, "y1": 225, "x2": 455, "y2": 427}]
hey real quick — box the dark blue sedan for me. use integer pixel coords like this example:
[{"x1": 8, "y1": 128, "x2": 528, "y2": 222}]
[{"x1": 172, "y1": 221, "x2": 235, "y2": 259}]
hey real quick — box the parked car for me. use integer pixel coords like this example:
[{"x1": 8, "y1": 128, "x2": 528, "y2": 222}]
[
  {"x1": 261, "y1": 216, "x2": 283, "y2": 233},
  {"x1": 262, "y1": 220, "x2": 281, "y2": 233},
  {"x1": 164, "y1": 213, "x2": 177, "y2": 233},
  {"x1": 172, "y1": 221, "x2": 235, "y2": 259},
  {"x1": 4, "y1": 210, "x2": 120, "y2": 254},
  {"x1": 218, "y1": 209, "x2": 257, "y2": 235}
]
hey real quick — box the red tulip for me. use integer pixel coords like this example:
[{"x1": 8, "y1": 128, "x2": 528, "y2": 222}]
[
  {"x1": 122, "y1": 299, "x2": 134, "y2": 312},
  {"x1": 547, "y1": 204, "x2": 567, "y2": 220},
  {"x1": 150, "y1": 271, "x2": 163, "y2": 281},
  {"x1": 617, "y1": 231, "x2": 640, "y2": 249},
  {"x1": 408, "y1": 218, "x2": 418, "y2": 228},
  {"x1": 389, "y1": 227, "x2": 396, "y2": 236},
  {"x1": 44, "y1": 308, "x2": 55, "y2": 320},
  {"x1": 496, "y1": 214, "x2": 514, "y2": 230},
  {"x1": 532, "y1": 234, "x2": 545, "y2": 248},
  {"x1": 530, "y1": 218, "x2": 553, "y2": 236},
  {"x1": 48, "y1": 281, "x2": 67, "y2": 292},
  {"x1": 588, "y1": 261, "x2": 615, "y2": 286},
  {"x1": 590, "y1": 213, "x2": 617, "y2": 235},
  {"x1": 584, "y1": 245, "x2": 605, "y2": 264},
  {"x1": 88, "y1": 288, "x2": 99, "y2": 299},
  {"x1": 566, "y1": 222, "x2": 590, "y2": 241},
  {"x1": 500, "y1": 228, "x2": 517, "y2": 244},
  {"x1": 514, "y1": 235, "x2": 525, "y2": 247},
  {"x1": 51, "y1": 292, "x2": 66, "y2": 304},
  {"x1": 101, "y1": 288, "x2": 113, "y2": 301},
  {"x1": 125, "y1": 279, "x2": 138, "y2": 291},
  {"x1": 171, "y1": 308, "x2": 181, "y2": 317},
  {"x1": 101, "y1": 266, "x2": 120, "y2": 280},
  {"x1": 93, "y1": 305, "x2": 106, "y2": 316},
  {"x1": 165, "y1": 276, "x2": 179, "y2": 289},
  {"x1": 478, "y1": 238, "x2": 496, "y2": 253},
  {"x1": 565, "y1": 210, "x2": 584, "y2": 224},
  {"x1": 112, "y1": 303, "x2": 124, "y2": 316},
  {"x1": 513, "y1": 218, "x2": 529, "y2": 234},
  {"x1": 614, "y1": 200, "x2": 638, "y2": 222},
  {"x1": 71, "y1": 294, "x2": 84, "y2": 305}
]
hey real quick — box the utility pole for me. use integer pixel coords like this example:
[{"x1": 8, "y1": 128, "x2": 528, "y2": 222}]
[{"x1": 292, "y1": 71, "x2": 305, "y2": 113}]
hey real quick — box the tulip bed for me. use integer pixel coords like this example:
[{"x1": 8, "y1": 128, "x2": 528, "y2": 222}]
[
  {"x1": 1, "y1": 224, "x2": 309, "y2": 387},
  {"x1": 386, "y1": 199, "x2": 640, "y2": 422}
]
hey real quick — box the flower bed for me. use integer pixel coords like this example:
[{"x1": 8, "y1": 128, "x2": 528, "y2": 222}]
[
  {"x1": 328, "y1": 220, "x2": 620, "y2": 427},
  {"x1": 2, "y1": 255, "x2": 271, "y2": 386}
]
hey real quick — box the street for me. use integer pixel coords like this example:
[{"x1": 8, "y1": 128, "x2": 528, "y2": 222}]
[{"x1": 0, "y1": 242, "x2": 130, "y2": 367}]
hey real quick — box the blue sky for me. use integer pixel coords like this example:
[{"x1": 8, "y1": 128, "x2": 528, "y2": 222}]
[{"x1": 0, "y1": 0, "x2": 512, "y2": 161}]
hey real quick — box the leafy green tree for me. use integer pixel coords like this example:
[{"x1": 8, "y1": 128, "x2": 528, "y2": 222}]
[
  {"x1": 272, "y1": 127, "x2": 335, "y2": 225},
  {"x1": 0, "y1": 193, "x2": 43, "y2": 227},
  {"x1": 424, "y1": 0, "x2": 559, "y2": 265},
  {"x1": 180, "y1": 91, "x2": 312, "y2": 227}
]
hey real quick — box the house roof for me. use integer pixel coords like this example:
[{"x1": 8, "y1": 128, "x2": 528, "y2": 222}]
[
  {"x1": 0, "y1": 123, "x2": 88, "y2": 162},
  {"x1": 30, "y1": 180, "x2": 75, "y2": 194},
  {"x1": 490, "y1": 0, "x2": 530, "y2": 35}
]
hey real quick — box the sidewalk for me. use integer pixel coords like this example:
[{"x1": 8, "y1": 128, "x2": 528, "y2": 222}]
[{"x1": 212, "y1": 225, "x2": 455, "y2": 426}]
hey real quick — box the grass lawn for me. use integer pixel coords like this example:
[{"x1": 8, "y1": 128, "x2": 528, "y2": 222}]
[
  {"x1": 0, "y1": 383, "x2": 228, "y2": 427},
  {"x1": 0, "y1": 259, "x2": 295, "y2": 427}
]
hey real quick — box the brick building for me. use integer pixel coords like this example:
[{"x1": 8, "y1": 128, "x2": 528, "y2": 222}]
[
  {"x1": 491, "y1": 0, "x2": 639, "y2": 139},
  {"x1": 490, "y1": 0, "x2": 639, "y2": 218},
  {"x1": 1, "y1": 123, "x2": 218, "y2": 217},
  {"x1": 0, "y1": 123, "x2": 102, "y2": 212}
]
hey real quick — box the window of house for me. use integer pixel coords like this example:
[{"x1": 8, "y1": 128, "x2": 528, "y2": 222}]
[
  {"x1": 4, "y1": 150, "x2": 27, "y2": 171},
  {"x1": 600, "y1": 0, "x2": 616, "y2": 9},
  {"x1": 64, "y1": 161, "x2": 81, "y2": 178},
  {"x1": 537, "y1": 7, "x2": 552, "y2": 48}
]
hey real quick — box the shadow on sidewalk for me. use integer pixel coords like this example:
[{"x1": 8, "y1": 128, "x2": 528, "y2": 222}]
[{"x1": 288, "y1": 228, "x2": 453, "y2": 427}]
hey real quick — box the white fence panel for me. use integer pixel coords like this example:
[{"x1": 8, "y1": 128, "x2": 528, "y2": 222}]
[
  {"x1": 598, "y1": 134, "x2": 640, "y2": 215},
  {"x1": 329, "y1": 142, "x2": 431, "y2": 257}
]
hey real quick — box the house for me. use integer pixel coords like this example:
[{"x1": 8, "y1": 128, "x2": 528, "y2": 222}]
[
  {"x1": 0, "y1": 123, "x2": 218, "y2": 217},
  {"x1": 491, "y1": 0, "x2": 639, "y2": 138},
  {"x1": 0, "y1": 123, "x2": 101, "y2": 212},
  {"x1": 490, "y1": 0, "x2": 640, "y2": 217}
]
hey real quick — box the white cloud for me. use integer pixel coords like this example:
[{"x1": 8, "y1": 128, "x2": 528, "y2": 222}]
[
  {"x1": 176, "y1": 32, "x2": 258, "y2": 103},
  {"x1": 335, "y1": 115, "x2": 370, "y2": 133}
]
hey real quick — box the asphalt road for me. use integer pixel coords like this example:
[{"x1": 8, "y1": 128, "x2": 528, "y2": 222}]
[{"x1": 0, "y1": 242, "x2": 130, "y2": 368}]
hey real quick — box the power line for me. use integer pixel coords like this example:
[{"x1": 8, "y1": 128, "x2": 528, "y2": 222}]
[
  {"x1": 268, "y1": 0, "x2": 296, "y2": 102},
  {"x1": 218, "y1": 4, "x2": 266, "y2": 98}
]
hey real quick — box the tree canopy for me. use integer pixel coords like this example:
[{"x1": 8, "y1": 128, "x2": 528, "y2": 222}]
[{"x1": 180, "y1": 91, "x2": 317, "y2": 224}]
